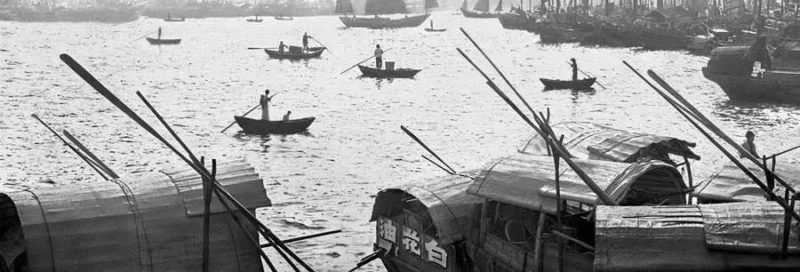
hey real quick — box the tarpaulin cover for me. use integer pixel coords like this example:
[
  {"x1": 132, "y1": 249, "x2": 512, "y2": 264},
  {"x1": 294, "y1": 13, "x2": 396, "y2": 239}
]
[{"x1": 695, "y1": 161, "x2": 800, "y2": 202}]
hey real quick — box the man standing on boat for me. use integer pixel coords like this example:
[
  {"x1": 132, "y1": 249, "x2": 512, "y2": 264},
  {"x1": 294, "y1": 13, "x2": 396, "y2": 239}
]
[
  {"x1": 157, "y1": 27, "x2": 162, "y2": 40},
  {"x1": 283, "y1": 111, "x2": 292, "y2": 121},
  {"x1": 302, "y1": 33, "x2": 310, "y2": 52},
  {"x1": 261, "y1": 90, "x2": 275, "y2": 121},
  {"x1": 570, "y1": 58, "x2": 578, "y2": 81},
  {"x1": 279, "y1": 41, "x2": 286, "y2": 54},
  {"x1": 740, "y1": 130, "x2": 759, "y2": 158},
  {"x1": 375, "y1": 44, "x2": 384, "y2": 69}
]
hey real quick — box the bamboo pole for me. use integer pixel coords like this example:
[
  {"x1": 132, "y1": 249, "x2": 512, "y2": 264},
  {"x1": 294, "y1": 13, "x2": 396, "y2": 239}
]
[
  {"x1": 31, "y1": 114, "x2": 109, "y2": 180},
  {"x1": 62, "y1": 130, "x2": 119, "y2": 179},
  {"x1": 647, "y1": 71, "x2": 797, "y2": 196},
  {"x1": 400, "y1": 125, "x2": 457, "y2": 174},
  {"x1": 623, "y1": 61, "x2": 800, "y2": 221},
  {"x1": 458, "y1": 48, "x2": 615, "y2": 205}
]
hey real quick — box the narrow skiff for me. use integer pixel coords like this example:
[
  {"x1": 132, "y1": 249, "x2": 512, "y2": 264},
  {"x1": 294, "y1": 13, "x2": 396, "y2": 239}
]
[{"x1": 234, "y1": 116, "x2": 315, "y2": 134}]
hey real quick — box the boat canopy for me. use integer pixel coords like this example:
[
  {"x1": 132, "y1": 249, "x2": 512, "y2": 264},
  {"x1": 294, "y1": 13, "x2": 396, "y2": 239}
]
[
  {"x1": 467, "y1": 152, "x2": 686, "y2": 215},
  {"x1": 370, "y1": 172, "x2": 481, "y2": 246},
  {"x1": 695, "y1": 161, "x2": 800, "y2": 203},
  {"x1": 595, "y1": 202, "x2": 800, "y2": 271},
  {"x1": 365, "y1": 0, "x2": 408, "y2": 15},
  {"x1": 518, "y1": 121, "x2": 699, "y2": 164},
  {"x1": 0, "y1": 159, "x2": 269, "y2": 272}
]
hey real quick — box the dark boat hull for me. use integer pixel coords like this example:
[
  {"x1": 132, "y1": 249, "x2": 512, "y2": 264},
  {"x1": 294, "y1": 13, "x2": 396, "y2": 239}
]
[
  {"x1": 358, "y1": 65, "x2": 420, "y2": 78},
  {"x1": 498, "y1": 13, "x2": 535, "y2": 31},
  {"x1": 234, "y1": 116, "x2": 315, "y2": 134},
  {"x1": 424, "y1": 28, "x2": 447, "y2": 32},
  {"x1": 460, "y1": 8, "x2": 500, "y2": 18},
  {"x1": 540, "y1": 77, "x2": 596, "y2": 90},
  {"x1": 264, "y1": 47, "x2": 325, "y2": 59},
  {"x1": 274, "y1": 16, "x2": 293, "y2": 20},
  {"x1": 246, "y1": 18, "x2": 263, "y2": 22},
  {"x1": 146, "y1": 37, "x2": 182, "y2": 45},
  {"x1": 339, "y1": 14, "x2": 429, "y2": 29},
  {"x1": 164, "y1": 17, "x2": 185, "y2": 21},
  {"x1": 702, "y1": 67, "x2": 800, "y2": 103}
]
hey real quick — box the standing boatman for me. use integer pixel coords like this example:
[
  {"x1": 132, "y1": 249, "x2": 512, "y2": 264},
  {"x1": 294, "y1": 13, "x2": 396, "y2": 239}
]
[
  {"x1": 302, "y1": 33, "x2": 310, "y2": 52},
  {"x1": 261, "y1": 90, "x2": 276, "y2": 121},
  {"x1": 279, "y1": 41, "x2": 286, "y2": 54},
  {"x1": 570, "y1": 58, "x2": 578, "y2": 81},
  {"x1": 374, "y1": 44, "x2": 384, "y2": 69},
  {"x1": 157, "y1": 27, "x2": 162, "y2": 40}
]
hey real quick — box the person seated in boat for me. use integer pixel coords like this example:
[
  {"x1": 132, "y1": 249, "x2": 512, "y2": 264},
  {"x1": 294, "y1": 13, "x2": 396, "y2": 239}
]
[
  {"x1": 375, "y1": 44, "x2": 384, "y2": 69},
  {"x1": 302, "y1": 33, "x2": 310, "y2": 52},
  {"x1": 739, "y1": 130, "x2": 759, "y2": 158},
  {"x1": 570, "y1": 58, "x2": 578, "y2": 81},
  {"x1": 261, "y1": 90, "x2": 273, "y2": 121},
  {"x1": 279, "y1": 41, "x2": 286, "y2": 54},
  {"x1": 282, "y1": 111, "x2": 291, "y2": 121},
  {"x1": 157, "y1": 27, "x2": 162, "y2": 40}
]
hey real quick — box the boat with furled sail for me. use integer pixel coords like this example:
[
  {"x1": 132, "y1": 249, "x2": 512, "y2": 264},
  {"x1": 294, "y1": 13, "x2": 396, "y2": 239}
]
[
  {"x1": 337, "y1": 0, "x2": 435, "y2": 29},
  {"x1": 461, "y1": 0, "x2": 502, "y2": 18}
]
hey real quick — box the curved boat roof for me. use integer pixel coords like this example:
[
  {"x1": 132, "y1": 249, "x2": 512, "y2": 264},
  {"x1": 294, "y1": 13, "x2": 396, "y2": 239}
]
[
  {"x1": 518, "y1": 121, "x2": 699, "y2": 163},
  {"x1": 0, "y1": 159, "x2": 269, "y2": 271},
  {"x1": 370, "y1": 172, "x2": 482, "y2": 246},
  {"x1": 467, "y1": 152, "x2": 686, "y2": 214},
  {"x1": 695, "y1": 161, "x2": 800, "y2": 202}
]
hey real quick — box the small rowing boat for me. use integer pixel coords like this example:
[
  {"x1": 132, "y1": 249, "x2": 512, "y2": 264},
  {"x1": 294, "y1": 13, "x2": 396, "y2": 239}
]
[
  {"x1": 246, "y1": 16, "x2": 262, "y2": 22},
  {"x1": 146, "y1": 37, "x2": 182, "y2": 45},
  {"x1": 234, "y1": 116, "x2": 315, "y2": 134},
  {"x1": 540, "y1": 77, "x2": 596, "y2": 90},
  {"x1": 264, "y1": 46, "x2": 325, "y2": 59},
  {"x1": 274, "y1": 15, "x2": 294, "y2": 20},
  {"x1": 424, "y1": 27, "x2": 447, "y2": 32},
  {"x1": 164, "y1": 17, "x2": 185, "y2": 22},
  {"x1": 358, "y1": 65, "x2": 421, "y2": 78}
]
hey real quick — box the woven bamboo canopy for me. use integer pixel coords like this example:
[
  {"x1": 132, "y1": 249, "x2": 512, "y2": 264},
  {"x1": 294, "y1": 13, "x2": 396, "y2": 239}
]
[{"x1": 0, "y1": 159, "x2": 269, "y2": 272}]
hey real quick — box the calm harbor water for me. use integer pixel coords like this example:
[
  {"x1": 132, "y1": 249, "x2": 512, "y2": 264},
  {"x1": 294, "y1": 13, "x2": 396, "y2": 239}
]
[{"x1": 3, "y1": 13, "x2": 800, "y2": 271}]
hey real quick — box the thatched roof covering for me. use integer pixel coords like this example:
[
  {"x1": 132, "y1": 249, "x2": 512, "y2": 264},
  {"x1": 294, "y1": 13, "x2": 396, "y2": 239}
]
[
  {"x1": 595, "y1": 203, "x2": 800, "y2": 271},
  {"x1": 370, "y1": 173, "x2": 481, "y2": 246},
  {"x1": 518, "y1": 122, "x2": 699, "y2": 164},
  {"x1": 0, "y1": 159, "x2": 269, "y2": 272},
  {"x1": 695, "y1": 161, "x2": 800, "y2": 203},
  {"x1": 467, "y1": 153, "x2": 686, "y2": 215}
]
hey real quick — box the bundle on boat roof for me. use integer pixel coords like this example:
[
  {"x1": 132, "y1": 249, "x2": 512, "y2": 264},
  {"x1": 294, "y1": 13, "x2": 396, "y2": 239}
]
[
  {"x1": 468, "y1": 152, "x2": 687, "y2": 215},
  {"x1": 595, "y1": 202, "x2": 800, "y2": 271},
  {"x1": 0, "y1": 159, "x2": 269, "y2": 271},
  {"x1": 518, "y1": 121, "x2": 699, "y2": 164},
  {"x1": 695, "y1": 160, "x2": 800, "y2": 203}
]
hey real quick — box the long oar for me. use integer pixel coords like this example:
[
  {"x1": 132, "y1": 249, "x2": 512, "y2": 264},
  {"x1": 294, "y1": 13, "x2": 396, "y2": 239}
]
[
  {"x1": 309, "y1": 36, "x2": 334, "y2": 54},
  {"x1": 623, "y1": 61, "x2": 799, "y2": 221},
  {"x1": 339, "y1": 48, "x2": 393, "y2": 75},
  {"x1": 260, "y1": 229, "x2": 342, "y2": 248},
  {"x1": 769, "y1": 144, "x2": 800, "y2": 159},
  {"x1": 129, "y1": 30, "x2": 158, "y2": 43},
  {"x1": 566, "y1": 62, "x2": 607, "y2": 89},
  {"x1": 221, "y1": 103, "x2": 260, "y2": 133},
  {"x1": 31, "y1": 114, "x2": 109, "y2": 180}
]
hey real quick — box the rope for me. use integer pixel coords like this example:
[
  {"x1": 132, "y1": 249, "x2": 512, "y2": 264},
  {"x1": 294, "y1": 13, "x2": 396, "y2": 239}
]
[{"x1": 110, "y1": 179, "x2": 153, "y2": 272}]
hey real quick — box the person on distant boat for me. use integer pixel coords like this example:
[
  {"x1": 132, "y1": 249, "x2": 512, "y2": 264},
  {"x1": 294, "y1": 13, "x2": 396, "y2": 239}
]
[
  {"x1": 157, "y1": 27, "x2": 162, "y2": 40},
  {"x1": 302, "y1": 33, "x2": 310, "y2": 52},
  {"x1": 261, "y1": 90, "x2": 274, "y2": 121},
  {"x1": 283, "y1": 111, "x2": 291, "y2": 121},
  {"x1": 740, "y1": 130, "x2": 759, "y2": 158},
  {"x1": 570, "y1": 58, "x2": 578, "y2": 81},
  {"x1": 279, "y1": 41, "x2": 286, "y2": 54},
  {"x1": 167, "y1": 13, "x2": 171, "y2": 20},
  {"x1": 375, "y1": 44, "x2": 384, "y2": 69},
  {"x1": 430, "y1": 20, "x2": 433, "y2": 29}
]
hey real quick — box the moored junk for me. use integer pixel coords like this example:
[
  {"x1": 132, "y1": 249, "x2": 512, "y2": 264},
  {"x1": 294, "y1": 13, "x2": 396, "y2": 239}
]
[
  {"x1": 595, "y1": 202, "x2": 800, "y2": 271},
  {"x1": 336, "y1": 0, "x2": 434, "y2": 29},
  {"x1": 0, "y1": 159, "x2": 269, "y2": 271},
  {"x1": 518, "y1": 121, "x2": 700, "y2": 164},
  {"x1": 364, "y1": 152, "x2": 688, "y2": 271}
]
